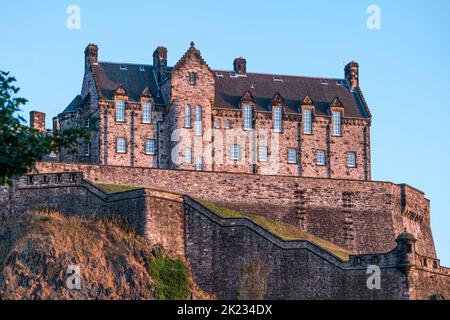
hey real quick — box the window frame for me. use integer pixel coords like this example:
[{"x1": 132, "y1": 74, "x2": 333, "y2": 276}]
[
  {"x1": 142, "y1": 101, "x2": 152, "y2": 124},
  {"x1": 195, "y1": 155, "x2": 203, "y2": 171},
  {"x1": 184, "y1": 105, "x2": 191, "y2": 128},
  {"x1": 273, "y1": 107, "x2": 283, "y2": 133},
  {"x1": 189, "y1": 72, "x2": 196, "y2": 85},
  {"x1": 332, "y1": 111, "x2": 342, "y2": 136},
  {"x1": 303, "y1": 109, "x2": 312, "y2": 134},
  {"x1": 259, "y1": 146, "x2": 268, "y2": 162},
  {"x1": 116, "y1": 138, "x2": 127, "y2": 154},
  {"x1": 216, "y1": 119, "x2": 221, "y2": 129},
  {"x1": 184, "y1": 147, "x2": 192, "y2": 164},
  {"x1": 346, "y1": 152, "x2": 356, "y2": 168},
  {"x1": 230, "y1": 144, "x2": 241, "y2": 161},
  {"x1": 225, "y1": 120, "x2": 231, "y2": 129},
  {"x1": 194, "y1": 105, "x2": 202, "y2": 136},
  {"x1": 243, "y1": 105, "x2": 253, "y2": 130},
  {"x1": 84, "y1": 118, "x2": 90, "y2": 128},
  {"x1": 115, "y1": 100, "x2": 125, "y2": 122},
  {"x1": 316, "y1": 149, "x2": 326, "y2": 166},
  {"x1": 287, "y1": 148, "x2": 297, "y2": 164},
  {"x1": 145, "y1": 139, "x2": 156, "y2": 155},
  {"x1": 83, "y1": 143, "x2": 90, "y2": 157}
]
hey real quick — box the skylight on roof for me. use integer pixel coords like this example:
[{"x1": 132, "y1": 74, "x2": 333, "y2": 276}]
[
  {"x1": 215, "y1": 72, "x2": 224, "y2": 77},
  {"x1": 120, "y1": 65, "x2": 128, "y2": 71},
  {"x1": 139, "y1": 66, "x2": 146, "y2": 72},
  {"x1": 229, "y1": 72, "x2": 237, "y2": 78},
  {"x1": 320, "y1": 80, "x2": 328, "y2": 85},
  {"x1": 273, "y1": 76, "x2": 283, "y2": 82},
  {"x1": 336, "y1": 80, "x2": 344, "y2": 86}
]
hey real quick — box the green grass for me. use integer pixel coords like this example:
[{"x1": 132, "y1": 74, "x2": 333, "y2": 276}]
[
  {"x1": 150, "y1": 253, "x2": 191, "y2": 300},
  {"x1": 196, "y1": 199, "x2": 351, "y2": 261},
  {"x1": 95, "y1": 183, "x2": 142, "y2": 194}
]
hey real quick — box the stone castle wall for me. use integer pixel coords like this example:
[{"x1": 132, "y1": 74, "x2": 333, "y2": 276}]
[{"x1": 34, "y1": 162, "x2": 435, "y2": 258}]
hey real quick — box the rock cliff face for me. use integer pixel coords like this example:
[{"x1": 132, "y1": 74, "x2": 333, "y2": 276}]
[{"x1": 0, "y1": 212, "x2": 208, "y2": 300}]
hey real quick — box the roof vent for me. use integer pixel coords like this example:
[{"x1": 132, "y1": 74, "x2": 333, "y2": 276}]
[
  {"x1": 120, "y1": 65, "x2": 128, "y2": 71},
  {"x1": 320, "y1": 80, "x2": 328, "y2": 85},
  {"x1": 273, "y1": 76, "x2": 283, "y2": 82}
]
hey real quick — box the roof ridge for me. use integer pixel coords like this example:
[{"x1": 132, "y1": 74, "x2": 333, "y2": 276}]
[
  {"x1": 99, "y1": 61, "x2": 155, "y2": 68},
  {"x1": 213, "y1": 69, "x2": 345, "y2": 81}
]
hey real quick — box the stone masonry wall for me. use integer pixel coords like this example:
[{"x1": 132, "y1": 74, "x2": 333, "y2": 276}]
[{"x1": 34, "y1": 161, "x2": 436, "y2": 258}]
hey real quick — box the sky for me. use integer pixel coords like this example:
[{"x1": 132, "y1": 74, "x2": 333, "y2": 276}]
[{"x1": 1, "y1": 0, "x2": 449, "y2": 265}]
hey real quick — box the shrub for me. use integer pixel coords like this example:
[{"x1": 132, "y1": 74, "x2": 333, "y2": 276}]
[{"x1": 150, "y1": 252, "x2": 190, "y2": 300}]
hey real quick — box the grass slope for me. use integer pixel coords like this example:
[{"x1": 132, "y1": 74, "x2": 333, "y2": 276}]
[{"x1": 197, "y1": 199, "x2": 351, "y2": 261}]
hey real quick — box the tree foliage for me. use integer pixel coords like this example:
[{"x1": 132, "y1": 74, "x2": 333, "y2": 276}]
[{"x1": 0, "y1": 70, "x2": 90, "y2": 185}]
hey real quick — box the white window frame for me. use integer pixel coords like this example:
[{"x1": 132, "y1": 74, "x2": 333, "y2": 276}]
[
  {"x1": 230, "y1": 145, "x2": 241, "y2": 161},
  {"x1": 332, "y1": 111, "x2": 342, "y2": 136},
  {"x1": 259, "y1": 146, "x2": 268, "y2": 162},
  {"x1": 194, "y1": 105, "x2": 202, "y2": 136},
  {"x1": 84, "y1": 118, "x2": 90, "y2": 128},
  {"x1": 288, "y1": 148, "x2": 297, "y2": 164},
  {"x1": 142, "y1": 102, "x2": 152, "y2": 124},
  {"x1": 116, "y1": 100, "x2": 125, "y2": 122},
  {"x1": 184, "y1": 148, "x2": 192, "y2": 164},
  {"x1": 117, "y1": 138, "x2": 126, "y2": 154},
  {"x1": 195, "y1": 156, "x2": 203, "y2": 171},
  {"x1": 274, "y1": 107, "x2": 282, "y2": 133},
  {"x1": 346, "y1": 152, "x2": 356, "y2": 168},
  {"x1": 145, "y1": 139, "x2": 155, "y2": 155},
  {"x1": 303, "y1": 109, "x2": 312, "y2": 134},
  {"x1": 243, "y1": 105, "x2": 253, "y2": 130},
  {"x1": 316, "y1": 150, "x2": 326, "y2": 166},
  {"x1": 184, "y1": 105, "x2": 191, "y2": 128}
]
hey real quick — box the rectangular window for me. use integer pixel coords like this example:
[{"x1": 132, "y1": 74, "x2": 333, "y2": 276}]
[
  {"x1": 195, "y1": 106, "x2": 202, "y2": 136},
  {"x1": 346, "y1": 152, "x2": 356, "y2": 168},
  {"x1": 195, "y1": 156, "x2": 203, "y2": 171},
  {"x1": 274, "y1": 107, "x2": 282, "y2": 133},
  {"x1": 243, "y1": 105, "x2": 253, "y2": 130},
  {"x1": 259, "y1": 146, "x2": 268, "y2": 162},
  {"x1": 84, "y1": 118, "x2": 90, "y2": 128},
  {"x1": 226, "y1": 120, "x2": 231, "y2": 129},
  {"x1": 216, "y1": 119, "x2": 221, "y2": 129},
  {"x1": 83, "y1": 143, "x2": 90, "y2": 157},
  {"x1": 316, "y1": 150, "x2": 326, "y2": 166},
  {"x1": 184, "y1": 148, "x2": 192, "y2": 164},
  {"x1": 117, "y1": 138, "x2": 126, "y2": 154},
  {"x1": 185, "y1": 105, "x2": 191, "y2": 128},
  {"x1": 145, "y1": 139, "x2": 155, "y2": 155},
  {"x1": 230, "y1": 145, "x2": 241, "y2": 161},
  {"x1": 116, "y1": 100, "x2": 125, "y2": 122},
  {"x1": 142, "y1": 102, "x2": 152, "y2": 124},
  {"x1": 288, "y1": 148, "x2": 297, "y2": 164},
  {"x1": 332, "y1": 111, "x2": 342, "y2": 136},
  {"x1": 189, "y1": 72, "x2": 196, "y2": 85},
  {"x1": 303, "y1": 109, "x2": 312, "y2": 134}
]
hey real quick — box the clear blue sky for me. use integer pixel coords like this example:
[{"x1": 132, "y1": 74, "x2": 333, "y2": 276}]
[{"x1": 1, "y1": 0, "x2": 449, "y2": 265}]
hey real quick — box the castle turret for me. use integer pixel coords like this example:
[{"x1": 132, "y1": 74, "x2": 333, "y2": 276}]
[
  {"x1": 84, "y1": 43, "x2": 98, "y2": 72},
  {"x1": 345, "y1": 61, "x2": 359, "y2": 90},
  {"x1": 153, "y1": 46, "x2": 168, "y2": 83},
  {"x1": 395, "y1": 231, "x2": 417, "y2": 269}
]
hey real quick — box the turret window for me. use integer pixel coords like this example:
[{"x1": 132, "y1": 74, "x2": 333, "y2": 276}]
[
  {"x1": 143, "y1": 102, "x2": 152, "y2": 123},
  {"x1": 274, "y1": 107, "x2": 282, "y2": 133},
  {"x1": 303, "y1": 109, "x2": 312, "y2": 134},
  {"x1": 243, "y1": 105, "x2": 253, "y2": 130},
  {"x1": 116, "y1": 100, "x2": 125, "y2": 122}
]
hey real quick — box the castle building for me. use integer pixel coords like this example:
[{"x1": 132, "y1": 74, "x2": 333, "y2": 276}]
[{"x1": 43, "y1": 43, "x2": 372, "y2": 180}]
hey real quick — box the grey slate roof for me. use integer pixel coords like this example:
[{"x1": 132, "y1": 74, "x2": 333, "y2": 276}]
[
  {"x1": 91, "y1": 62, "x2": 165, "y2": 104},
  {"x1": 62, "y1": 94, "x2": 89, "y2": 114},
  {"x1": 213, "y1": 71, "x2": 368, "y2": 118}
]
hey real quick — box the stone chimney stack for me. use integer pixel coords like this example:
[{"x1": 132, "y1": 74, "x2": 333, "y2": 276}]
[
  {"x1": 234, "y1": 57, "x2": 247, "y2": 75},
  {"x1": 345, "y1": 61, "x2": 359, "y2": 90},
  {"x1": 84, "y1": 43, "x2": 98, "y2": 72},
  {"x1": 153, "y1": 46, "x2": 168, "y2": 83},
  {"x1": 30, "y1": 111, "x2": 46, "y2": 132}
]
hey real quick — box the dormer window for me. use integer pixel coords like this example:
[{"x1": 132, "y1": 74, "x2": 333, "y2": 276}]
[
  {"x1": 142, "y1": 102, "x2": 152, "y2": 124},
  {"x1": 189, "y1": 72, "x2": 196, "y2": 85},
  {"x1": 116, "y1": 100, "x2": 125, "y2": 122},
  {"x1": 273, "y1": 107, "x2": 282, "y2": 133},
  {"x1": 332, "y1": 111, "x2": 342, "y2": 136},
  {"x1": 243, "y1": 105, "x2": 253, "y2": 130},
  {"x1": 303, "y1": 109, "x2": 312, "y2": 134}
]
